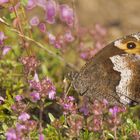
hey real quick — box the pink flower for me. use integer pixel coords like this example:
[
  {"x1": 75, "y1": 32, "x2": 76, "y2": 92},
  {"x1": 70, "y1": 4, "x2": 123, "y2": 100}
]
[
  {"x1": 6, "y1": 128, "x2": 17, "y2": 140},
  {"x1": 39, "y1": 134, "x2": 45, "y2": 140},
  {"x1": 79, "y1": 97, "x2": 89, "y2": 116},
  {"x1": 54, "y1": 35, "x2": 64, "y2": 49},
  {"x1": 0, "y1": 31, "x2": 7, "y2": 45},
  {"x1": 36, "y1": 0, "x2": 47, "y2": 9},
  {"x1": 109, "y1": 106, "x2": 119, "y2": 117},
  {"x1": 68, "y1": 96, "x2": 75, "y2": 101},
  {"x1": 26, "y1": 0, "x2": 37, "y2": 10},
  {"x1": 16, "y1": 124, "x2": 26, "y2": 132},
  {"x1": 64, "y1": 30, "x2": 74, "y2": 42},
  {"x1": 0, "y1": 96, "x2": 4, "y2": 104},
  {"x1": 33, "y1": 72, "x2": 40, "y2": 82},
  {"x1": 30, "y1": 91, "x2": 40, "y2": 102},
  {"x1": 59, "y1": 4, "x2": 74, "y2": 27},
  {"x1": 45, "y1": 0, "x2": 57, "y2": 24},
  {"x1": 79, "y1": 105, "x2": 89, "y2": 116},
  {"x1": 29, "y1": 79, "x2": 41, "y2": 91},
  {"x1": 47, "y1": 32, "x2": 56, "y2": 44},
  {"x1": 2, "y1": 46, "x2": 11, "y2": 55},
  {"x1": 15, "y1": 95, "x2": 23, "y2": 102},
  {"x1": 30, "y1": 16, "x2": 40, "y2": 26},
  {"x1": 54, "y1": 41, "x2": 62, "y2": 49},
  {"x1": 0, "y1": 0, "x2": 8, "y2": 4},
  {"x1": 80, "y1": 51, "x2": 90, "y2": 60},
  {"x1": 38, "y1": 23, "x2": 46, "y2": 33},
  {"x1": 59, "y1": 96, "x2": 77, "y2": 115},
  {"x1": 18, "y1": 112, "x2": 30, "y2": 122},
  {"x1": 48, "y1": 90, "x2": 56, "y2": 99},
  {"x1": 0, "y1": 31, "x2": 7, "y2": 40},
  {"x1": 20, "y1": 56, "x2": 40, "y2": 74},
  {"x1": 93, "y1": 118, "x2": 102, "y2": 131}
]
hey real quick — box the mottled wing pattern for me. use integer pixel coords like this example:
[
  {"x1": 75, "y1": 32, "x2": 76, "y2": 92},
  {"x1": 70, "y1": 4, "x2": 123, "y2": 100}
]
[
  {"x1": 110, "y1": 54, "x2": 140, "y2": 105},
  {"x1": 73, "y1": 57, "x2": 121, "y2": 104},
  {"x1": 72, "y1": 41, "x2": 140, "y2": 105}
]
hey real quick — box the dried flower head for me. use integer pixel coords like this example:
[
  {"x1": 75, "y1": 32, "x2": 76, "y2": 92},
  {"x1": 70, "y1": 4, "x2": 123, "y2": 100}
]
[{"x1": 20, "y1": 56, "x2": 40, "y2": 74}]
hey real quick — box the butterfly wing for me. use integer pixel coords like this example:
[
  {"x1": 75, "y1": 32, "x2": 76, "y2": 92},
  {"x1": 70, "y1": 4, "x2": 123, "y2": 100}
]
[{"x1": 72, "y1": 43, "x2": 140, "y2": 105}]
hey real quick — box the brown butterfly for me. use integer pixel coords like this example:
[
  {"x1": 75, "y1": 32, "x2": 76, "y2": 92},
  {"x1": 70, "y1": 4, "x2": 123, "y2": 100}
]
[{"x1": 71, "y1": 33, "x2": 140, "y2": 106}]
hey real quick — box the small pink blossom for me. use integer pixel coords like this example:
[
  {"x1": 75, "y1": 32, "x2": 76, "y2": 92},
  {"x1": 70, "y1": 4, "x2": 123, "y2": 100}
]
[
  {"x1": 109, "y1": 106, "x2": 119, "y2": 117},
  {"x1": 34, "y1": 72, "x2": 40, "y2": 82},
  {"x1": 16, "y1": 124, "x2": 26, "y2": 132},
  {"x1": 29, "y1": 79, "x2": 41, "y2": 91},
  {"x1": 68, "y1": 96, "x2": 75, "y2": 101},
  {"x1": 38, "y1": 23, "x2": 46, "y2": 33},
  {"x1": 93, "y1": 118, "x2": 102, "y2": 131},
  {"x1": 15, "y1": 95, "x2": 23, "y2": 102},
  {"x1": 39, "y1": 133, "x2": 45, "y2": 140},
  {"x1": 0, "y1": 96, "x2": 4, "y2": 104},
  {"x1": 59, "y1": 4, "x2": 74, "y2": 27},
  {"x1": 93, "y1": 24, "x2": 107, "y2": 37},
  {"x1": 26, "y1": 0, "x2": 37, "y2": 10},
  {"x1": 64, "y1": 30, "x2": 74, "y2": 42},
  {"x1": 30, "y1": 16, "x2": 40, "y2": 26},
  {"x1": 59, "y1": 96, "x2": 77, "y2": 115},
  {"x1": 48, "y1": 90, "x2": 56, "y2": 99},
  {"x1": 0, "y1": 31, "x2": 7, "y2": 45},
  {"x1": 2, "y1": 46, "x2": 11, "y2": 55},
  {"x1": 0, "y1": 0, "x2": 8, "y2": 4},
  {"x1": 18, "y1": 112, "x2": 30, "y2": 122},
  {"x1": 48, "y1": 32, "x2": 56, "y2": 44},
  {"x1": 20, "y1": 56, "x2": 40, "y2": 74},
  {"x1": 54, "y1": 41, "x2": 62, "y2": 49},
  {"x1": 0, "y1": 31, "x2": 7, "y2": 41},
  {"x1": 79, "y1": 97, "x2": 89, "y2": 116},
  {"x1": 36, "y1": 0, "x2": 47, "y2": 9},
  {"x1": 30, "y1": 91, "x2": 40, "y2": 102},
  {"x1": 45, "y1": 0, "x2": 57, "y2": 24},
  {"x1": 6, "y1": 128, "x2": 17, "y2": 140},
  {"x1": 54, "y1": 35, "x2": 64, "y2": 49}
]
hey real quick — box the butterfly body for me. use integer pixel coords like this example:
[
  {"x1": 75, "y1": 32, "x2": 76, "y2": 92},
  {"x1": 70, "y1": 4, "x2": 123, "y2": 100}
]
[{"x1": 72, "y1": 33, "x2": 140, "y2": 105}]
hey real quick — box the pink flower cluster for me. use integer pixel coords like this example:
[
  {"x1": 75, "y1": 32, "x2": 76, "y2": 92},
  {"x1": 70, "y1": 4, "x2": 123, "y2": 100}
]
[
  {"x1": 47, "y1": 29, "x2": 74, "y2": 49},
  {"x1": 29, "y1": 73, "x2": 56, "y2": 101},
  {"x1": 27, "y1": 0, "x2": 75, "y2": 27},
  {"x1": 58, "y1": 95, "x2": 77, "y2": 115},
  {"x1": 20, "y1": 56, "x2": 40, "y2": 74},
  {"x1": 6, "y1": 118, "x2": 37, "y2": 140},
  {"x1": 78, "y1": 24, "x2": 107, "y2": 60},
  {"x1": 0, "y1": 31, "x2": 11, "y2": 56},
  {"x1": 0, "y1": 0, "x2": 9, "y2": 5},
  {"x1": 27, "y1": 0, "x2": 75, "y2": 49}
]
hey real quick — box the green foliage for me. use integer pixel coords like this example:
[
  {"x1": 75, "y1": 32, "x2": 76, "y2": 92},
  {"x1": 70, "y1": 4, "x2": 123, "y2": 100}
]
[{"x1": 21, "y1": 0, "x2": 28, "y2": 6}]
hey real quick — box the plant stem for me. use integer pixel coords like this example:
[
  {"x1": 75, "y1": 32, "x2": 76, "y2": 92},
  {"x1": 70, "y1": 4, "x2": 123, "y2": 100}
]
[
  {"x1": 39, "y1": 100, "x2": 44, "y2": 135},
  {"x1": 12, "y1": 3, "x2": 30, "y2": 55}
]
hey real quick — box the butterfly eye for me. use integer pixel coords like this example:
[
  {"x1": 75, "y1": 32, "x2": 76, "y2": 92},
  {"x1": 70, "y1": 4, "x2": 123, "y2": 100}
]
[{"x1": 127, "y1": 42, "x2": 136, "y2": 49}]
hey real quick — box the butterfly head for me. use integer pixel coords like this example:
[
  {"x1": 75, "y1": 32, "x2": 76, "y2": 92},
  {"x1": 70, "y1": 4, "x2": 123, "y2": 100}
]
[{"x1": 114, "y1": 32, "x2": 140, "y2": 55}]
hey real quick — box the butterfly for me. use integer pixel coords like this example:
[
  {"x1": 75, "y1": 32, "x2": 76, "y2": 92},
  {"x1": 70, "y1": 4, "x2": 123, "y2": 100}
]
[{"x1": 71, "y1": 32, "x2": 140, "y2": 106}]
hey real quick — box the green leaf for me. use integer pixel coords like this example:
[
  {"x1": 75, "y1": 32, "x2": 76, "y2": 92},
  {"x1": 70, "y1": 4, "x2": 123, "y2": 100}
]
[
  {"x1": 2, "y1": 123, "x2": 8, "y2": 131},
  {"x1": 107, "y1": 132, "x2": 115, "y2": 139},
  {"x1": 127, "y1": 118, "x2": 133, "y2": 124},
  {"x1": 21, "y1": 0, "x2": 28, "y2": 6},
  {"x1": 48, "y1": 113, "x2": 55, "y2": 122},
  {"x1": 5, "y1": 90, "x2": 14, "y2": 105},
  {"x1": 32, "y1": 115, "x2": 39, "y2": 121},
  {"x1": 44, "y1": 102, "x2": 52, "y2": 107},
  {"x1": 59, "y1": 115, "x2": 65, "y2": 123},
  {"x1": 10, "y1": 13, "x2": 16, "y2": 19}
]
